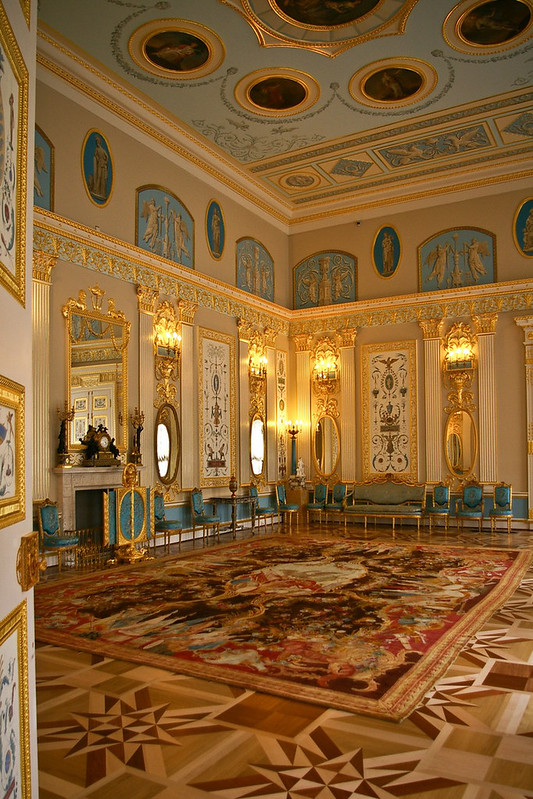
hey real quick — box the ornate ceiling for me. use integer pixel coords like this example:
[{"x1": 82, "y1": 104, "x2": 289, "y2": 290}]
[{"x1": 37, "y1": 0, "x2": 533, "y2": 225}]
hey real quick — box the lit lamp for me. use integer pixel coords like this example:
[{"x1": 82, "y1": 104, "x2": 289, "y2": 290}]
[
  {"x1": 249, "y1": 353, "x2": 267, "y2": 379},
  {"x1": 286, "y1": 420, "x2": 302, "y2": 476},
  {"x1": 443, "y1": 323, "x2": 476, "y2": 411},
  {"x1": 313, "y1": 354, "x2": 339, "y2": 394},
  {"x1": 155, "y1": 326, "x2": 181, "y2": 359}
]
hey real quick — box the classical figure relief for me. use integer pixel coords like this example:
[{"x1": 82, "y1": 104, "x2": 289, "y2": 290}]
[
  {"x1": 419, "y1": 228, "x2": 495, "y2": 292},
  {"x1": 294, "y1": 251, "x2": 356, "y2": 309},
  {"x1": 236, "y1": 238, "x2": 274, "y2": 302},
  {"x1": 136, "y1": 187, "x2": 194, "y2": 269}
]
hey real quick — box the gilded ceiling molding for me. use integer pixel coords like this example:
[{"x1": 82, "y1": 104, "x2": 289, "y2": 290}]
[
  {"x1": 33, "y1": 250, "x2": 57, "y2": 283},
  {"x1": 418, "y1": 318, "x2": 444, "y2": 339},
  {"x1": 472, "y1": 313, "x2": 498, "y2": 335},
  {"x1": 136, "y1": 285, "x2": 158, "y2": 315}
]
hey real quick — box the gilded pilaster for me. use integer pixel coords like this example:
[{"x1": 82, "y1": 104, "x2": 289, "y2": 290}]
[
  {"x1": 136, "y1": 286, "x2": 158, "y2": 488},
  {"x1": 515, "y1": 316, "x2": 533, "y2": 520},
  {"x1": 339, "y1": 329, "x2": 357, "y2": 482},
  {"x1": 239, "y1": 337, "x2": 251, "y2": 486},
  {"x1": 180, "y1": 319, "x2": 195, "y2": 490},
  {"x1": 472, "y1": 313, "x2": 498, "y2": 482},
  {"x1": 295, "y1": 340, "x2": 312, "y2": 478},
  {"x1": 32, "y1": 252, "x2": 57, "y2": 500},
  {"x1": 418, "y1": 318, "x2": 444, "y2": 483}
]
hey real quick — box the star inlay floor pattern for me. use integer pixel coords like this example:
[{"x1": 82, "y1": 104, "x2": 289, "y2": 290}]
[{"x1": 36, "y1": 524, "x2": 533, "y2": 798}]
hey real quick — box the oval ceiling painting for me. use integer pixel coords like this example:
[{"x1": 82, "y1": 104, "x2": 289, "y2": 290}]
[
  {"x1": 458, "y1": 0, "x2": 531, "y2": 46},
  {"x1": 363, "y1": 66, "x2": 423, "y2": 102},
  {"x1": 249, "y1": 76, "x2": 307, "y2": 111},
  {"x1": 273, "y1": 0, "x2": 382, "y2": 27},
  {"x1": 144, "y1": 30, "x2": 209, "y2": 72}
]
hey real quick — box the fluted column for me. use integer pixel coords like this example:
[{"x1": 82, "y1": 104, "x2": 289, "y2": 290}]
[
  {"x1": 136, "y1": 286, "x2": 158, "y2": 488},
  {"x1": 32, "y1": 251, "x2": 57, "y2": 500},
  {"x1": 237, "y1": 329, "x2": 251, "y2": 487},
  {"x1": 339, "y1": 328, "x2": 357, "y2": 482},
  {"x1": 473, "y1": 313, "x2": 498, "y2": 483},
  {"x1": 419, "y1": 319, "x2": 444, "y2": 483},
  {"x1": 515, "y1": 316, "x2": 533, "y2": 519},
  {"x1": 294, "y1": 334, "x2": 312, "y2": 477},
  {"x1": 178, "y1": 300, "x2": 198, "y2": 491}
]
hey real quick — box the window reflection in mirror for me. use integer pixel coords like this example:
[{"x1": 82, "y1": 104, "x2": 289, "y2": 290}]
[
  {"x1": 155, "y1": 403, "x2": 180, "y2": 484},
  {"x1": 63, "y1": 293, "x2": 130, "y2": 453},
  {"x1": 313, "y1": 415, "x2": 339, "y2": 477},
  {"x1": 250, "y1": 415, "x2": 265, "y2": 477},
  {"x1": 445, "y1": 409, "x2": 477, "y2": 477}
]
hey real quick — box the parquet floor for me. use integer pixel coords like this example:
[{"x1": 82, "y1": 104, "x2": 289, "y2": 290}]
[{"x1": 36, "y1": 520, "x2": 533, "y2": 798}]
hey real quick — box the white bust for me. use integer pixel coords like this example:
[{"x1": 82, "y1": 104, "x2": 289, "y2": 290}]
[{"x1": 296, "y1": 457, "x2": 305, "y2": 478}]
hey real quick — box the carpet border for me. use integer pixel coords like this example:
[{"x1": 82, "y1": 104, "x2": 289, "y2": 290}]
[{"x1": 34, "y1": 537, "x2": 533, "y2": 721}]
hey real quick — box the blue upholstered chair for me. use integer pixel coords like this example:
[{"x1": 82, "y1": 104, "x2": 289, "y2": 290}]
[
  {"x1": 276, "y1": 483, "x2": 299, "y2": 531},
  {"x1": 250, "y1": 485, "x2": 279, "y2": 532},
  {"x1": 426, "y1": 483, "x2": 451, "y2": 531},
  {"x1": 306, "y1": 483, "x2": 327, "y2": 524},
  {"x1": 153, "y1": 490, "x2": 183, "y2": 553},
  {"x1": 489, "y1": 482, "x2": 513, "y2": 533},
  {"x1": 324, "y1": 483, "x2": 346, "y2": 523},
  {"x1": 190, "y1": 488, "x2": 221, "y2": 544},
  {"x1": 456, "y1": 481, "x2": 484, "y2": 532},
  {"x1": 36, "y1": 498, "x2": 79, "y2": 572}
]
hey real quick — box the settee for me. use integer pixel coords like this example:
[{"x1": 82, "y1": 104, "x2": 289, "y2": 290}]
[{"x1": 342, "y1": 475, "x2": 426, "y2": 532}]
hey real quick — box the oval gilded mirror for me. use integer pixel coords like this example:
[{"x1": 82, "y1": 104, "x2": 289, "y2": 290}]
[
  {"x1": 250, "y1": 414, "x2": 265, "y2": 477},
  {"x1": 313, "y1": 415, "x2": 340, "y2": 477},
  {"x1": 155, "y1": 403, "x2": 181, "y2": 485},
  {"x1": 445, "y1": 409, "x2": 477, "y2": 477}
]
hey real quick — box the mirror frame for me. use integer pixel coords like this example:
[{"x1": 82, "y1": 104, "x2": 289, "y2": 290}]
[
  {"x1": 249, "y1": 413, "x2": 265, "y2": 479},
  {"x1": 154, "y1": 403, "x2": 181, "y2": 485},
  {"x1": 63, "y1": 290, "x2": 130, "y2": 454},
  {"x1": 444, "y1": 409, "x2": 477, "y2": 478},
  {"x1": 312, "y1": 414, "x2": 340, "y2": 478}
]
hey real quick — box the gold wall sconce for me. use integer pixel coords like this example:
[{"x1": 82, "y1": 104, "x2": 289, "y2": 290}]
[
  {"x1": 248, "y1": 333, "x2": 268, "y2": 411},
  {"x1": 312, "y1": 338, "x2": 340, "y2": 395},
  {"x1": 153, "y1": 301, "x2": 181, "y2": 402},
  {"x1": 249, "y1": 353, "x2": 267, "y2": 380},
  {"x1": 443, "y1": 322, "x2": 477, "y2": 411}
]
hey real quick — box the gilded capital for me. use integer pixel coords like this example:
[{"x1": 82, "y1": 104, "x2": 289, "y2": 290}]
[
  {"x1": 472, "y1": 312, "x2": 498, "y2": 335},
  {"x1": 237, "y1": 319, "x2": 256, "y2": 342},
  {"x1": 293, "y1": 333, "x2": 313, "y2": 353},
  {"x1": 136, "y1": 285, "x2": 158, "y2": 314},
  {"x1": 177, "y1": 298, "x2": 198, "y2": 325},
  {"x1": 418, "y1": 318, "x2": 443, "y2": 339},
  {"x1": 32, "y1": 250, "x2": 57, "y2": 283},
  {"x1": 337, "y1": 327, "x2": 357, "y2": 348}
]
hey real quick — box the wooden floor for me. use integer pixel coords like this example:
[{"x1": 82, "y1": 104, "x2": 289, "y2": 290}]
[{"x1": 36, "y1": 519, "x2": 533, "y2": 798}]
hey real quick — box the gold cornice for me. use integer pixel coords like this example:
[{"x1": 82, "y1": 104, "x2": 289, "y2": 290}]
[
  {"x1": 136, "y1": 285, "x2": 158, "y2": 315},
  {"x1": 418, "y1": 318, "x2": 443, "y2": 339},
  {"x1": 33, "y1": 250, "x2": 58, "y2": 283}
]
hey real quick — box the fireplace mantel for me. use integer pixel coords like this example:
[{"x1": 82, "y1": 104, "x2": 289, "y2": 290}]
[{"x1": 54, "y1": 466, "x2": 145, "y2": 530}]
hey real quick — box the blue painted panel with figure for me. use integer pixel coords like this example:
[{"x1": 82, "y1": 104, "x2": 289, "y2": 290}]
[
  {"x1": 136, "y1": 186, "x2": 194, "y2": 269},
  {"x1": 236, "y1": 238, "x2": 274, "y2": 302},
  {"x1": 34, "y1": 126, "x2": 53, "y2": 210},
  {"x1": 294, "y1": 251, "x2": 356, "y2": 309},
  {"x1": 419, "y1": 228, "x2": 495, "y2": 292}
]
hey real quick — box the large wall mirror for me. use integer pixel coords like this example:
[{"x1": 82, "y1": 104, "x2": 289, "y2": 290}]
[
  {"x1": 155, "y1": 403, "x2": 181, "y2": 485},
  {"x1": 250, "y1": 414, "x2": 265, "y2": 478},
  {"x1": 444, "y1": 409, "x2": 477, "y2": 477},
  {"x1": 313, "y1": 415, "x2": 340, "y2": 477},
  {"x1": 63, "y1": 287, "x2": 130, "y2": 454}
]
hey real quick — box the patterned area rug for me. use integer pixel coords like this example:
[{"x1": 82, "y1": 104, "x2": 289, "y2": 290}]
[{"x1": 34, "y1": 535, "x2": 531, "y2": 720}]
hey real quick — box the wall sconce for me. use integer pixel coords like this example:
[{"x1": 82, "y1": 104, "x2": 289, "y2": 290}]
[
  {"x1": 443, "y1": 322, "x2": 477, "y2": 412},
  {"x1": 312, "y1": 338, "x2": 340, "y2": 395},
  {"x1": 249, "y1": 353, "x2": 267, "y2": 380},
  {"x1": 155, "y1": 326, "x2": 181, "y2": 360},
  {"x1": 314, "y1": 358, "x2": 337, "y2": 383},
  {"x1": 154, "y1": 301, "x2": 181, "y2": 403}
]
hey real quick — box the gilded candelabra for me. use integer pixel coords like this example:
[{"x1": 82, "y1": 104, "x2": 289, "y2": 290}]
[{"x1": 130, "y1": 407, "x2": 145, "y2": 464}]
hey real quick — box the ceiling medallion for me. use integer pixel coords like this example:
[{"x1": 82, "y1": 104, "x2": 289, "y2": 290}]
[
  {"x1": 349, "y1": 58, "x2": 437, "y2": 107},
  {"x1": 444, "y1": 0, "x2": 533, "y2": 54},
  {"x1": 128, "y1": 19, "x2": 225, "y2": 79},
  {"x1": 234, "y1": 68, "x2": 320, "y2": 115},
  {"x1": 227, "y1": 0, "x2": 417, "y2": 56}
]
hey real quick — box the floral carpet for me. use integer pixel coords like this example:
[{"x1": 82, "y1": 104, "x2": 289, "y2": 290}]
[{"x1": 34, "y1": 535, "x2": 531, "y2": 720}]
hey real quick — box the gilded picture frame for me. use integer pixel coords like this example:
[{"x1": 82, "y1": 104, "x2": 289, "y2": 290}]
[
  {"x1": 372, "y1": 226, "x2": 401, "y2": 278},
  {"x1": 198, "y1": 327, "x2": 236, "y2": 487},
  {"x1": 81, "y1": 129, "x2": 113, "y2": 207},
  {"x1": 0, "y1": 374, "x2": 25, "y2": 528},
  {"x1": 0, "y1": 2, "x2": 28, "y2": 306},
  {"x1": 513, "y1": 197, "x2": 533, "y2": 257},
  {"x1": 206, "y1": 199, "x2": 225, "y2": 259},
  {"x1": 34, "y1": 124, "x2": 54, "y2": 211},
  {"x1": 0, "y1": 601, "x2": 31, "y2": 799}
]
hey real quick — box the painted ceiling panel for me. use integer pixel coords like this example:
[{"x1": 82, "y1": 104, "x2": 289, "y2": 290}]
[{"x1": 37, "y1": 0, "x2": 533, "y2": 221}]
